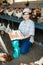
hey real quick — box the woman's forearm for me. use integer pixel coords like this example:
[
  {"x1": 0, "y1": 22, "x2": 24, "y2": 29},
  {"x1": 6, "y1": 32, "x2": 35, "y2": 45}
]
[
  {"x1": 20, "y1": 34, "x2": 32, "y2": 40},
  {"x1": 24, "y1": 35, "x2": 32, "y2": 39}
]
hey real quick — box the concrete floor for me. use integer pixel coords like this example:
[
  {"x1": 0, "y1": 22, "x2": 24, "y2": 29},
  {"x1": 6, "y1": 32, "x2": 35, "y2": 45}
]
[
  {"x1": 0, "y1": 43, "x2": 43, "y2": 65},
  {"x1": 0, "y1": 22, "x2": 43, "y2": 65}
]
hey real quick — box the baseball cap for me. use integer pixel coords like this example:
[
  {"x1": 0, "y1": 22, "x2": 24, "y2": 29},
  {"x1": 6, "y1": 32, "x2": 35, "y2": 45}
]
[{"x1": 23, "y1": 8, "x2": 31, "y2": 13}]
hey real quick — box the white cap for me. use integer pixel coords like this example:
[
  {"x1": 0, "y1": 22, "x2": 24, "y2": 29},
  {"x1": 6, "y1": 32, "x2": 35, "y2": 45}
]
[{"x1": 23, "y1": 8, "x2": 31, "y2": 13}]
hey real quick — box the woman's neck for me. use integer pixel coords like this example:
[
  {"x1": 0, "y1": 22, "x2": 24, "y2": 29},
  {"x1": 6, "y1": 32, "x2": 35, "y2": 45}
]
[{"x1": 24, "y1": 19, "x2": 29, "y2": 23}]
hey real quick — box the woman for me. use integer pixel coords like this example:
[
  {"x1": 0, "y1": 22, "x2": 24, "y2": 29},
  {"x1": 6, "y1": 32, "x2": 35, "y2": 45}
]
[{"x1": 18, "y1": 8, "x2": 35, "y2": 54}]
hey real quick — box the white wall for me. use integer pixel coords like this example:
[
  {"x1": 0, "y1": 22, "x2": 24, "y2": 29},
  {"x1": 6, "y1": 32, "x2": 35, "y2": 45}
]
[
  {"x1": 13, "y1": 1, "x2": 43, "y2": 8},
  {"x1": 0, "y1": 0, "x2": 43, "y2": 8}
]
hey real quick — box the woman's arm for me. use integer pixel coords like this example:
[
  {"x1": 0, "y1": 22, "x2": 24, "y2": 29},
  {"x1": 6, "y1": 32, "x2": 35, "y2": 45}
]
[{"x1": 20, "y1": 32, "x2": 32, "y2": 40}]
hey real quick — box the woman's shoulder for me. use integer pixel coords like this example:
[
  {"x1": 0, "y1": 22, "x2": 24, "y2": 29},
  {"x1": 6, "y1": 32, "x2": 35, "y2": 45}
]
[
  {"x1": 29, "y1": 19, "x2": 34, "y2": 22},
  {"x1": 29, "y1": 19, "x2": 35, "y2": 24},
  {"x1": 20, "y1": 20, "x2": 24, "y2": 24}
]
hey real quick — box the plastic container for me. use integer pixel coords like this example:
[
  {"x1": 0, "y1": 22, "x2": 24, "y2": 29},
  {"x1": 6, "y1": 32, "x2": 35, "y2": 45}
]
[
  {"x1": 13, "y1": 47, "x2": 20, "y2": 58},
  {"x1": 11, "y1": 40, "x2": 19, "y2": 48}
]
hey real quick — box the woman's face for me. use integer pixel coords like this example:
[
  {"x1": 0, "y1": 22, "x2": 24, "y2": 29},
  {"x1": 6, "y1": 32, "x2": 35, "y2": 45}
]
[{"x1": 23, "y1": 12, "x2": 30, "y2": 21}]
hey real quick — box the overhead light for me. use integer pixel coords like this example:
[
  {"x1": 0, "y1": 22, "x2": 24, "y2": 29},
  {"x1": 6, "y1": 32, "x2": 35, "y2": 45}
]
[{"x1": 7, "y1": 0, "x2": 13, "y2": 4}]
